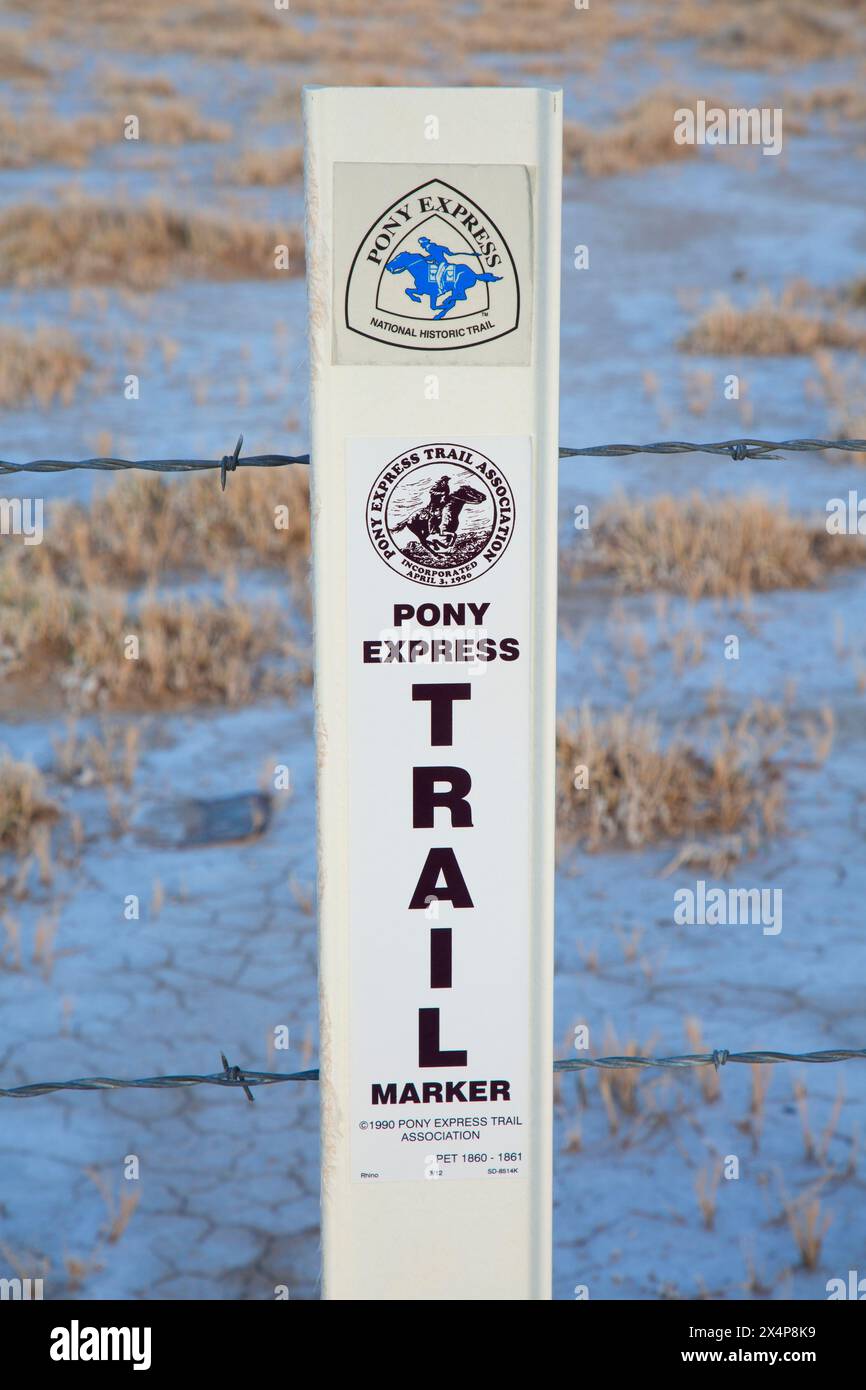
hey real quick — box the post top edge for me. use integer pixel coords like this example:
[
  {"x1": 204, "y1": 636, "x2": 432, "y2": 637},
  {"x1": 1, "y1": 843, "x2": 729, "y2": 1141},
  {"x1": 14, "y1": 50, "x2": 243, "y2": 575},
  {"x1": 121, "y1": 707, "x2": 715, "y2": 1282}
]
[{"x1": 302, "y1": 84, "x2": 561, "y2": 98}]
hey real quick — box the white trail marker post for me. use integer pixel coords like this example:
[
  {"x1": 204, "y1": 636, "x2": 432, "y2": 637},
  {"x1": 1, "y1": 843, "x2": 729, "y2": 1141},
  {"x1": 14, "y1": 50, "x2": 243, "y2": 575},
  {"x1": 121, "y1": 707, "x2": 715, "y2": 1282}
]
[{"x1": 304, "y1": 86, "x2": 561, "y2": 1300}]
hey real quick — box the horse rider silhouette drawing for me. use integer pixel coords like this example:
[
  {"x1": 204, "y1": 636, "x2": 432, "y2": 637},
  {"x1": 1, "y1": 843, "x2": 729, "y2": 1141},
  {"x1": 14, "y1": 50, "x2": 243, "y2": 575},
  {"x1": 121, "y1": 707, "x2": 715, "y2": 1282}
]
[
  {"x1": 384, "y1": 237, "x2": 503, "y2": 320},
  {"x1": 392, "y1": 474, "x2": 487, "y2": 554}
]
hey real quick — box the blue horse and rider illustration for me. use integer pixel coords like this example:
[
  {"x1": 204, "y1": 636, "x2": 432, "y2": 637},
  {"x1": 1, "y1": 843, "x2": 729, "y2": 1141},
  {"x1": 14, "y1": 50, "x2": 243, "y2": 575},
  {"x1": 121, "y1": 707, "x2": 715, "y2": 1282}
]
[{"x1": 384, "y1": 235, "x2": 502, "y2": 319}]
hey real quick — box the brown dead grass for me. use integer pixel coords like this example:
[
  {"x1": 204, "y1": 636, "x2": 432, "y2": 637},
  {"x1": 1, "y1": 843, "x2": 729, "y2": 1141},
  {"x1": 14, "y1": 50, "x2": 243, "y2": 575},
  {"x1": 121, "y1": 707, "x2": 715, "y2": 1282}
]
[
  {"x1": 700, "y1": 3, "x2": 853, "y2": 69},
  {"x1": 24, "y1": 1, "x2": 377, "y2": 65},
  {"x1": 0, "y1": 31, "x2": 49, "y2": 82},
  {"x1": 117, "y1": 98, "x2": 230, "y2": 146},
  {"x1": 0, "y1": 465, "x2": 311, "y2": 712},
  {"x1": 14, "y1": 0, "x2": 864, "y2": 80},
  {"x1": 454, "y1": 0, "x2": 622, "y2": 58},
  {"x1": 785, "y1": 1190, "x2": 833, "y2": 1270},
  {"x1": 789, "y1": 82, "x2": 866, "y2": 124},
  {"x1": 808, "y1": 350, "x2": 866, "y2": 462},
  {"x1": 845, "y1": 277, "x2": 866, "y2": 307},
  {"x1": 225, "y1": 147, "x2": 304, "y2": 187},
  {"x1": 0, "y1": 562, "x2": 307, "y2": 711},
  {"x1": 679, "y1": 289, "x2": 866, "y2": 355},
  {"x1": 0, "y1": 327, "x2": 90, "y2": 407},
  {"x1": 0, "y1": 99, "x2": 230, "y2": 170},
  {"x1": 565, "y1": 90, "x2": 709, "y2": 176},
  {"x1": 254, "y1": 80, "x2": 302, "y2": 126},
  {"x1": 570, "y1": 492, "x2": 866, "y2": 599},
  {"x1": 18, "y1": 0, "x2": 639, "y2": 73},
  {"x1": 86, "y1": 1167, "x2": 142, "y2": 1245},
  {"x1": 648, "y1": 0, "x2": 862, "y2": 65},
  {"x1": 0, "y1": 201, "x2": 303, "y2": 289},
  {"x1": 556, "y1": 704, "x2": 783, "y2": 852},
  {"x1": 32, "y1": 467, "x2": 310, "y2": 586},
  {"x1": 0, "y1": 754, "x2": 59, "y2": 854},
  {"x1": 53, "y1": 721, "x2": 140, "y2": 789},
  {"x1": 98, "y1": 69, "x2": 179, "y2": 101}
]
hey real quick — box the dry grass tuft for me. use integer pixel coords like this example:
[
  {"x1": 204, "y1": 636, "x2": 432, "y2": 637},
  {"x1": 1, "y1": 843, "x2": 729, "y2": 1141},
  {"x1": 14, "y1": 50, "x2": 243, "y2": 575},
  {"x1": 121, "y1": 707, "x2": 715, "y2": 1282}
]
[
  {"x1": 679, "y1": 289, "x2": 866, "y2": 355},
  {"x1": 0, "y1": 99, "x2": 230, "y2": 170},
  {"x1": 808, "y1": 350, "x2": 866, "y2": 463},
  {"x1": 570, "y1": 492, "x2": 866, "y2": 599},
  {"x1": 225, "y1": 147, "x2": 304, "y2": 186},
  {"x1": 794, "y1": 1078, "x2": 845, "y2": 1166},
  {"x1": 0, "y1": 562, "x2": 308, "y2": 711},
  {"x1": 696, "y1": 1163, "x2": 721, "y2": 1230},
  {"x1": 0, "y1": 201, "x2": 303, "y2": 290},
  {"x1": 845, "y1": 276, "x2": 866, "y2": 307},
  {"x1": 0, "y1": 31, "x2": 49, "y2": 81},
  {"x1": 117, "y1": 98, "x2": 231, "y2": 146},
  {"x1": 700, "y1": 3, "x2": 853, "y2": 69},
  {"x1": 686, "y1": 1018, "x2": 721, "y2": 1103},
  {"x1": 9, "y1": 0, "x2": 860, "y2": 79},
  {"x1": 594, "y1": 1028, "x2": 656, "y2": 1132},
  {"x1": 786, "y1": 1192, "x2": 832, "y2": 1270},
  {"x1": 0, "y1": 327, "x2": 90, "y2": 407},
  {"x1": 0, "y1": 462, "x2": 311, "y2": 712},
  {"x1": 7, "y1": 0, "x2": 644, "y2": 78},
  {"x1": 565, "y1": 90, "x2": 707, "y2": 176},
  {"x1": 53, "y1": 722, "x2": 140, "y2": 789},
  {"x1": 86, "y1": 1167, "x2": 141, "y2": 1245},
  {"x1": 556, "y1": 704, "x2": 783, "y2": 852},
  {"x1": 789, "y1": 83, "x2": 866, "y2": 124},
  {"x1": 33, "y1": 466, "x2": 310, "y2": 585},
  {"x1": 98, "y1": 69, "x2": 179, "y2": 101},
  {"x1": 0, "y1": 754, "x2": 59, "y2": 854}
]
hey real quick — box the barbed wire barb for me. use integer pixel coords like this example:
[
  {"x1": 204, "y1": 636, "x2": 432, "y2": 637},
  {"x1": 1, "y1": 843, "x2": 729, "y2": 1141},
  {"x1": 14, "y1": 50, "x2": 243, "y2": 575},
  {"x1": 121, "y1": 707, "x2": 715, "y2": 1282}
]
[
  {"x1": 220, "y1": 1050, "x2": 255, "y2": 1103},
  {"x1": 2, "y1": 1047, "x2": 865, "y2": 1099}
]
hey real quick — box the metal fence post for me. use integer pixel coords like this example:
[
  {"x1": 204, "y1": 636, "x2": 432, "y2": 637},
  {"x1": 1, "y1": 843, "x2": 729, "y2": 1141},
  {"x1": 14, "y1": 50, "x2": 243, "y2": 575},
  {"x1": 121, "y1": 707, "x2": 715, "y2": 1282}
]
[{"x1": 305, "y1": 85, "x2": 561, "y2": 1299}]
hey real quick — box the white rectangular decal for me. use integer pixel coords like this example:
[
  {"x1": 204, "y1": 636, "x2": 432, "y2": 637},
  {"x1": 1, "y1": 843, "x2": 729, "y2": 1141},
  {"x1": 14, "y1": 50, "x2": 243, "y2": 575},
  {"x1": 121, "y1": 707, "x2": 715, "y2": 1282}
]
[
  {"x1": 334, "y1": 163, "x2": 533, "y2": 365},
  {"x1": 348, "y1": 435, "x2": 531, "y2": 1182}
]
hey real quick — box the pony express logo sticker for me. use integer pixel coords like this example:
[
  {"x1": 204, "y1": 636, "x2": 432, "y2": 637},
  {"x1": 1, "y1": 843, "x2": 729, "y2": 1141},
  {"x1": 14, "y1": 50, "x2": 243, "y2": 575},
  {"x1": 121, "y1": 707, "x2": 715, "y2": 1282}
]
[
  {"x1": 366, "y1": 442, "x2": 515, "y2": 587},
  {"x1": 336, "y1": 165, "x2": 531, "y2": 364}
]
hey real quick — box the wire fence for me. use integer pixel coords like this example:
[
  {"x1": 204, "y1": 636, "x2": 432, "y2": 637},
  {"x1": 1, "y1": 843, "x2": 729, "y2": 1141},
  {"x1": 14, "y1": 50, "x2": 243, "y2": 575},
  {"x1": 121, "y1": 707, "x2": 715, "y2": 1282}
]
[
  {"x1": 1, "y1": 432, "x2": 863, "y2": 1106},
  {"x1": 3, "y1": 1048, "x2": 866, "y2": 1101},
  {"x1": 1, "y1": 435, "x2": 865, "y2": 490}
]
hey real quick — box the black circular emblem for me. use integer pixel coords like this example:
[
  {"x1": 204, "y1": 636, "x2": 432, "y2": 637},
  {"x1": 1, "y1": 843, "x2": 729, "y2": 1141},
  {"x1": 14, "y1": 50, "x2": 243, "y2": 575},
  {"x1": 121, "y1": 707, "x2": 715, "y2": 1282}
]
[{"x1": 365, "y1": 443, "x2": 516, "y2": 588}]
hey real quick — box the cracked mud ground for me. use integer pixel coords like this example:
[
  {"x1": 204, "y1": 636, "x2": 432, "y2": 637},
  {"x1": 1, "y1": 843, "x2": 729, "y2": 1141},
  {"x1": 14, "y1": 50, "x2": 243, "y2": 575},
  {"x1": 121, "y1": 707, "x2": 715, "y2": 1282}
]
[{"x1": 1, "y1": 701, "x2": 322, "y2": 1300}]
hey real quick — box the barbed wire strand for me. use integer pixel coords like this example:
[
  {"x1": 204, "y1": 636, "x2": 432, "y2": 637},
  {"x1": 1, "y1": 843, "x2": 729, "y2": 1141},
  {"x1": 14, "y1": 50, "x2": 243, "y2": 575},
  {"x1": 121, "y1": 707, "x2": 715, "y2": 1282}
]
[
  {"x1": 2, "y1": 1048, "x2": 865, "y2": 1100},
  {"x1": 1, "y1": 436, "x2": 865, "y2": 489}
]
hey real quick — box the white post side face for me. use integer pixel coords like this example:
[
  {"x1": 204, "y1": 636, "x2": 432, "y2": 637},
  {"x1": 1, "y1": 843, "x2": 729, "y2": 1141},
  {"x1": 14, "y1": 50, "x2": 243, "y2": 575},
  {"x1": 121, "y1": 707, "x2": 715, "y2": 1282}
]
[{"x1": 304, "y1": 87, "x2": 561, "y2": 1301}]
